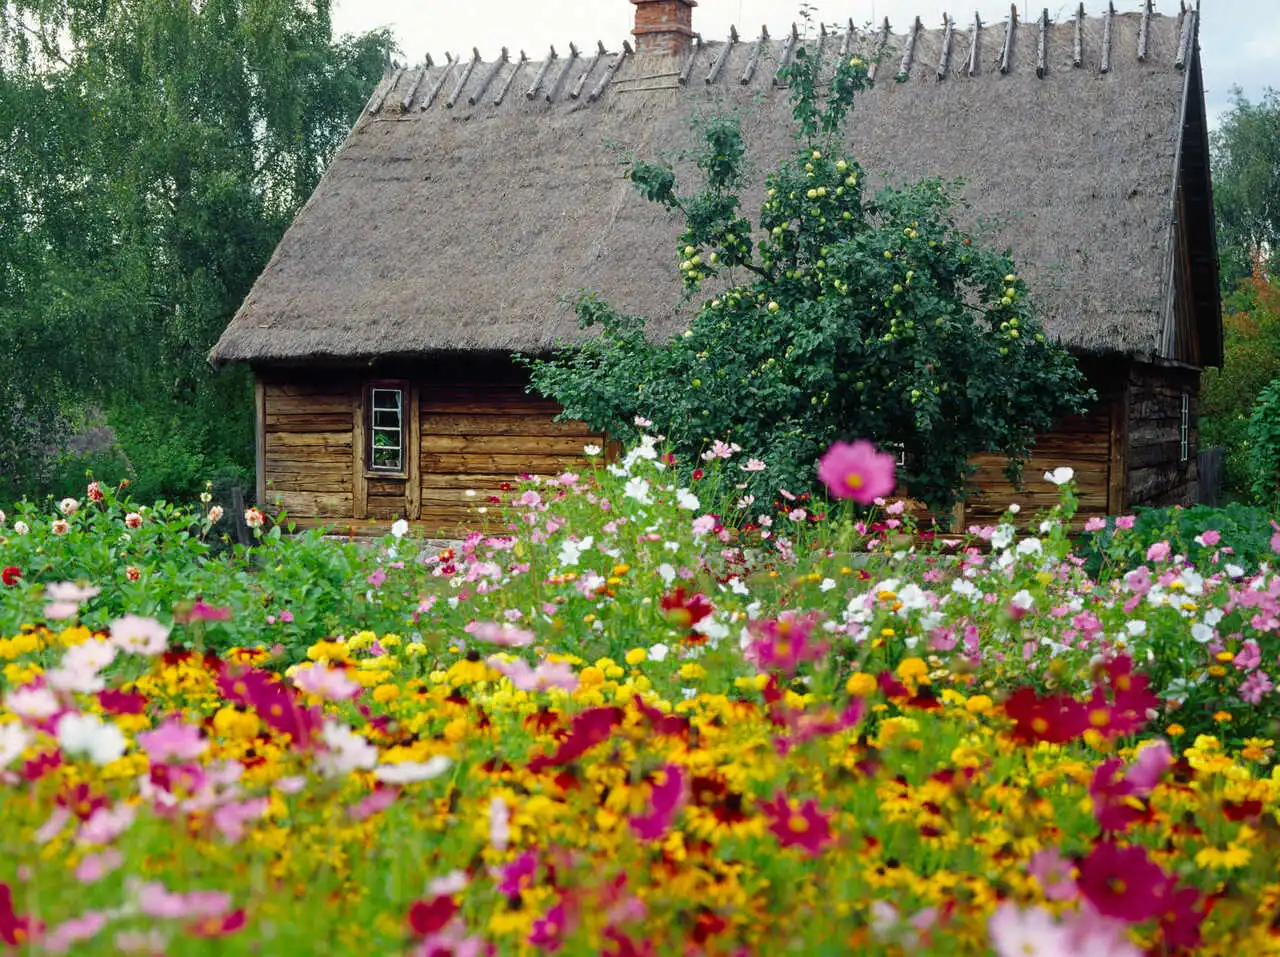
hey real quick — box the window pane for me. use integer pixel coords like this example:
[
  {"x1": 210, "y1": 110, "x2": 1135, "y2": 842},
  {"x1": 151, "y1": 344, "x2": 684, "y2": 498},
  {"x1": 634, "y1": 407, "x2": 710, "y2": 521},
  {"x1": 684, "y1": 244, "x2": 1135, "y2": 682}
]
[
  {"x1": 374, "y1": 409, "x2": 400, "y2": 429},
  {"x1": 372, "y1": 447, "x2": 402, "y2": 470},
  {"x1": 372, "y1": 389, "x2": 402, "y2": 412}
]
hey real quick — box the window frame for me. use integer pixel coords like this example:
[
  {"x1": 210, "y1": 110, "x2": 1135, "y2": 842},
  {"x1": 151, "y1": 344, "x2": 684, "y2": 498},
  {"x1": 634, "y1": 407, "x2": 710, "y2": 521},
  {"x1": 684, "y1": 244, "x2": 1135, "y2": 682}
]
[
  {"x1": 1179, "y1": 392, "x2": 1190, "y2": 464},
  {"x1": 365, "y1": 380, "x2": 409, "y2": 477}
]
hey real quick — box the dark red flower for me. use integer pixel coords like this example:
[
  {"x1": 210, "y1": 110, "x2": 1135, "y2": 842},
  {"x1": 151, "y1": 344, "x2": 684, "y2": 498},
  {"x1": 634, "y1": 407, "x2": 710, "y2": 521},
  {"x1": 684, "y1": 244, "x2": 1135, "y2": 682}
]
[
  {"x1": 877, "y1": 671, "x2": 909, "y2": 698},
  {"x1": 188, "y1": 910, "x2": 247, "y2": 938},
  {"x1": 1004, "y1": 687, "x2": 1088, "y2": 744},
  {"x1": 1, "y1": 567, "x2": 20, "y2": 587},
  {"x1": 629, "y1": 763, "x2": 686, "y2": 841},
  {"x1": 20, "y1": 750, "x2": 61, "y2": 782},
  {"x1": 527, "y1": 707, "x2": 623, "y2": 771},
  {"x1": 748, "y1": 612, "x2": 827, "y2": 676},
  {"x1": 0, "y1": 882, "x2": 42, "y2": 947},
  {"x1": 217, "y1": 664, "x2": 319, "y2": 749},
  {"x1": 603, "y1": 928, "x2": 654, "y2": 957},
  {"x1": 57, "y1": 782, "x2": 107, "y2": 821},
  {"x1": 98, "y1": 688, "x2": 148, "y2": 715},
  {"x1": 759, "y1": 792, "x2": 833, "y2": 856},
  {"x1": 407, "y1": 895, "x2": 458, "y2": 937},
  {"x1": 632, "y1": 695, "x2": 688, "y2": 736},
  {"x1": 1076, "y1": 842, "x2": 1167, "y2": 923},
  {"x1": 1157, "y1": 881, "x2": 1206, "y2": 951},
  {"x1": 659, "y1": 588, "x2": 713, "y2": 633},
  {"x1": 1089, "y1": 759, "x2": 1145, "y2": 833}
]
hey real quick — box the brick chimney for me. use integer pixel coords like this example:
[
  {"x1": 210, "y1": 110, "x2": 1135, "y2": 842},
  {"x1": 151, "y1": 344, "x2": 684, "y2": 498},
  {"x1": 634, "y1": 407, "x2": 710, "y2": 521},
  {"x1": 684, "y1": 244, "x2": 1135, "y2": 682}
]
[{"x1": 631, "y1": 0, "x2": 697, "y2": 57}]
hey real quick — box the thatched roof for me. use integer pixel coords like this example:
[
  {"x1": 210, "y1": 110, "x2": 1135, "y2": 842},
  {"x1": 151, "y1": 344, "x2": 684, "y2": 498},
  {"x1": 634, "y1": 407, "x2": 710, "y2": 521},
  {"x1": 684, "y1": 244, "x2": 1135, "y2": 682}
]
[{"x1": 210, "y1": 6, "x2": 1220, "y2": 366}]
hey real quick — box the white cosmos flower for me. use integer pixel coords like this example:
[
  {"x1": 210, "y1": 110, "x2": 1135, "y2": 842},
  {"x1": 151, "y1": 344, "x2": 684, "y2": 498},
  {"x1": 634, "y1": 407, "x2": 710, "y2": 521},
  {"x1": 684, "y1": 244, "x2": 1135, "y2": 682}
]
[
  {"x1": 1015, "y1": 538, "x2": 1043, "y2": 557},
  {"x1": 5, "y1": 685, "x2": 60, "y2": 721},
  {"x1": 675, "y1": 488, "x2": 699, "y2": 511},
  {"x1": 372, "y1": 756, "x2": 452, "y2": 784},
  {"x1": 623, "y1": 476, "x2": 653, "y2": 505},
  {"x1": 557, "y1": 536, "x2": 594, "y2": 567},
  {"x1": 583, "y1": 444, "x2": 602, "y2": 457},
  {"x1": 0, "y1": 722, "x2": 32, "y2": 769},
  {"x1": 1010, "y1": 589, "x2": 1035, "y2": 611},
  {"x1": 1043, "y1": 467, "x2": 1074, "y2": 486},
  {"x1": 990, "y1": 524, "x2": 1015, "y2": 550},
  {"x1": 657, "y1": 563, "x2": 677, "y2": 585},
  {"x1": 1190, "y1": 622, "x2": 1214, "y2": 643},
  {"x1": 56, "y1": 713, "x2": 127, "y2": 766},
  {"x1": 390, "y1": 519, "x2": 409, "y2": 539},
  {"x1": 648, "y1": 643, "x2": 669, "y2": 663},
  {"x1": 1125, "y1": 620, "x2": 1147, "y2": 637}
]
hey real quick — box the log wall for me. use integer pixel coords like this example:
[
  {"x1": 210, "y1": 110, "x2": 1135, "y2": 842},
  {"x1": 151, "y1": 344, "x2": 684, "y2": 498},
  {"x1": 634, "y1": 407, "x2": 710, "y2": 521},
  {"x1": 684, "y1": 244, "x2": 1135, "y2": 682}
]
[
  {"x1": 260, "y1": 377, "x2": 357, "y2": 526},
  {"x1": 257, "y1": 360, "x2": 602, "y2": 537},
  {"x1": 1126, "y1": 361, "x2": 1199, "y2": 508}
]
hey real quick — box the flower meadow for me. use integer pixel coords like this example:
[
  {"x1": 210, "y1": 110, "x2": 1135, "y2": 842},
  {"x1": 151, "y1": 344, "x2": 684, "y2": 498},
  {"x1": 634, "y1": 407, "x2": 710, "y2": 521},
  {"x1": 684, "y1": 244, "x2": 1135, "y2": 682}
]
[{"x1": 2, "y1": 444, "x2": 1280, "y2": 955}]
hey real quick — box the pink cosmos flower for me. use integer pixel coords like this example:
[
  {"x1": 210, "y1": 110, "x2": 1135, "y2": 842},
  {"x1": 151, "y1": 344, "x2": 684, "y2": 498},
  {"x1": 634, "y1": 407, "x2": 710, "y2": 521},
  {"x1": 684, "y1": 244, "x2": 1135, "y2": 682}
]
[
  {"x1": 489, "y1": 796, "x2": 511, "y2": 851},
  {"x1": 279, "y1": 609, "x2": 294, "y2": 623},
  {"x1": 816, "y1": 441, "x2": 896, "y2": 504},
  {"x1": 486, "y1": 655, "x2": 578, "y2": 690},
  {"x1": 466, "y1": 621, "x2": 535, "y2": 648},
  {"x1": 74, "y1": 849, "x2": 123, "y2": 884},
  {"x1": 348, "y1": 786, "x2": 400, "y2": 821},
  {"x1": 629, "y1": 764, "x2": 686, "y2": 841},
  {"x1": 137, "y1": 718, "x2": 207, "y2": 763},
  {"x1": 78, "y1": 802, "x2": 137, "y2": 845},
  {"x1": 1115, "y1": 515, "x2": 1135, "y2": 530},
  {"x1": 1240, "y1": 670, "x2": 1274, "y2": 705},
  {"x1": 176, "y1": 601, "x2": 232, "y2": 623},
  {"x1": 366, "y1": 568, "x2": 387, "y2": 588},
  {"x1": 691, "y1": 514, "x2": 717, "y2": 537},
  {"x1": 291, "y1": 662, "x2": 361, "y2": 700},
  {"x1": 741, "y1": 458, "x2": 766, "y2": 472},
  {"x1": 212, "y1": 798, "x2": 269, "y2": 843},
  {"x1": 135, "y1": 882, "x2": 232, "y2": 920},
  {"x1": 1146, "y1": 541, "x2": 1171, "y2": 562},
  {"x1": 42, "y1": 911, "x2": 108, "y2": 954},
  {"x1": 1233, "y1": 639, "x2": 1262, "y2": 671},
  {"x1": 1124, "y1": 738, "x2": 1173, "y2": 792},
  {"x1": 988, "y1": 904, "x2": 1072, "y2": 957},
  {"x1": 1027, "y1": 848, "x2": 1078, "y2": 901},
  {"x1": 1084, "y1": 516, "x2": 1107, "y2": 532}
]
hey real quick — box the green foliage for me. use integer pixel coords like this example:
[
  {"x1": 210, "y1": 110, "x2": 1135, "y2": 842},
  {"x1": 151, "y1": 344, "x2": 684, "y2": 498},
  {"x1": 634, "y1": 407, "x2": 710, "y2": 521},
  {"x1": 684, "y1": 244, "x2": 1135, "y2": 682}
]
[
  {"x1": 528, "y1": 47, "x2": 1091, "y2": 514},
  {"x1": 1200, "y1": 275, "x2": 1280, "y2": 499},
  {"x1": 1247, "y1": 377, "x2": 1280, "y2": 511},
  {"x1": 1212, "y1": 88, "x2": 1280, "y2": 293},
  {"x1": 1081, "y1": 502, "x2": 1279, "y2": 580},
  {"x1": 0, "y1": 0, "x2": 394, "y2": 501}
]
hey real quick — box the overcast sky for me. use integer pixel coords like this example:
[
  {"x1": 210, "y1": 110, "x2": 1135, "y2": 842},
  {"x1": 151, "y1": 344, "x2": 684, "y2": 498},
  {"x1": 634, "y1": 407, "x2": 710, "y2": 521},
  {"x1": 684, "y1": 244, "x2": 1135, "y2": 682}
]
[{"x1": 330, "y1": 0, "x2": 1273, "y2": 127}]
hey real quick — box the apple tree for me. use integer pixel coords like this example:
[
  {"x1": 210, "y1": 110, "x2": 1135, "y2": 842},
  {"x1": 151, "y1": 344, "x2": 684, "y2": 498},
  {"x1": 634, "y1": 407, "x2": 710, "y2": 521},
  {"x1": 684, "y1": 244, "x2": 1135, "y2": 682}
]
[{"x1": 527, "y1": 47, "x2": 1092, "y2": 514}]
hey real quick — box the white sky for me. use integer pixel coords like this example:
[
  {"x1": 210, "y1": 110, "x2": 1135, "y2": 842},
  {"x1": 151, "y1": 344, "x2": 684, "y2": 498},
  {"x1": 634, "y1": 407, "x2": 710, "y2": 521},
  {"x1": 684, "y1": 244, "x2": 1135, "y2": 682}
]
[{"x1": 330, "y1": 0, "x2": 1273, "y2": 126}]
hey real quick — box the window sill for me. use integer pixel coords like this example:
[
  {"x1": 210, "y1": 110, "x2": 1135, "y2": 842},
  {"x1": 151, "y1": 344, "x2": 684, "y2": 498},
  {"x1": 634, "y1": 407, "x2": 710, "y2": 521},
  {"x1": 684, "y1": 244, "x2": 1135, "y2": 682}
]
[{"x1": 365, "y1": 471, "x2": 409, "y2": 481}]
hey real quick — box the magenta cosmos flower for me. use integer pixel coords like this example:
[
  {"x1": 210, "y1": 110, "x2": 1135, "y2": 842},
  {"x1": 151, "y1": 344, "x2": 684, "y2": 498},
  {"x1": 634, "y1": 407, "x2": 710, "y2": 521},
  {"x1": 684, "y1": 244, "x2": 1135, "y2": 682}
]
[{"x1": 816, "y1": 440, "x2": 896, "y2": 504}]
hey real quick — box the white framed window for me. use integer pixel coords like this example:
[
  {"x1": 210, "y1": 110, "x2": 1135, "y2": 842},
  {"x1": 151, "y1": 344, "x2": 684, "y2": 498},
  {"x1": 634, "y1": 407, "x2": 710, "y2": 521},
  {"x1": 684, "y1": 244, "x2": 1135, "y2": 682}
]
[
  {"x1": 368, "y1": 383, "x2": 406, "y2": 473},
  {"x1": 1179, "y1": 392, "x2": 1190, "y2": 463}
]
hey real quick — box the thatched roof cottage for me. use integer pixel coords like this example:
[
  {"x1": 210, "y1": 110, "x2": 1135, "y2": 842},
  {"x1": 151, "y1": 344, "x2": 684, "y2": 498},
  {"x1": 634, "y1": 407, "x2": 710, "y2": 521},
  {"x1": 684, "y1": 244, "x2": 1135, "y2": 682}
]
[{"x1": 210, "y1": 0, "x2": 1220, "y2": 536}]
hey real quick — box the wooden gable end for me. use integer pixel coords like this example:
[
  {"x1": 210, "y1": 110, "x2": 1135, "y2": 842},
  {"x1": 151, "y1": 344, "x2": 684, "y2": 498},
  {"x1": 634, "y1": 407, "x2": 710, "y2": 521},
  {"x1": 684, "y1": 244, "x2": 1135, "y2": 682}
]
[{"x1": 1167, "y1": 44, "x2": 1222, "y2": 368}]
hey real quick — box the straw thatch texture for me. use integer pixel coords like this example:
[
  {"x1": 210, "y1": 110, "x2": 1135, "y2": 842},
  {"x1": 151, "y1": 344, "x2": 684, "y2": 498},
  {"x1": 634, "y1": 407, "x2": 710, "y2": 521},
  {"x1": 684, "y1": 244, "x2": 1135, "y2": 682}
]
[{"x1": 210, "y1": 10, "x2": 1207, "y2": 365}]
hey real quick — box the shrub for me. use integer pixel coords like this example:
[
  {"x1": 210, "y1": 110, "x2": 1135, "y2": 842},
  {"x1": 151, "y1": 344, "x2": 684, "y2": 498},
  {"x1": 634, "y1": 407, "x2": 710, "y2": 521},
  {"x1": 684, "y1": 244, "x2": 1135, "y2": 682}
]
[{"x1": 1247, "y1": 376, "x2": 1280, "y2": 510}]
